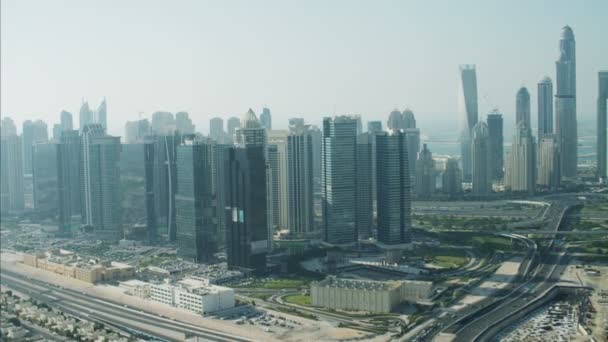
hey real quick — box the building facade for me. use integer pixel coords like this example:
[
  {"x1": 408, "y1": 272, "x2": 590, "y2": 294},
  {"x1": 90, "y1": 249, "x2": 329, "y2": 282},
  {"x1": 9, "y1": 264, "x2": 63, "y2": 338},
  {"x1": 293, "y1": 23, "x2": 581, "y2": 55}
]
[
  {"x1": 415, "y1": 144, "x2": 435, "y2": 199},
  {"x1": 376, "y1": 130, "x2": 412, "y2": 245},
  {"x1": 287, "y1": 127, "x2": 315, "y2": 236},
  {"x1": 471, "y1": 122, "x2": 492, "y2": 195},
  {"x1": 486, "y1": 111, "x2": 504, "y2": 181},
  {"x1": 598, "y1": 71, "x2": 608, "y2": 181},
  {"x1": 538, "y1": 77, "x2": 554, "y2": 140},
  {"x1": 459, "y1": 64, "x2": 479, "y2": 181},
  {"x1": 516, "y1": 87, "x2": 531, "y2": 127},
  {"x1": 505, "y1": 122, "x2": 537, "y2": 194}
]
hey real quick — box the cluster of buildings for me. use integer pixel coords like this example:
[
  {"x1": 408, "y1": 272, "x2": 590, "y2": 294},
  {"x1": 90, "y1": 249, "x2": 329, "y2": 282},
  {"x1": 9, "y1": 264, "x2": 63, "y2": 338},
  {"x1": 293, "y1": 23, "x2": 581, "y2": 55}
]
[
  {"x1": 119, "y1": 277, "x2": 235, "y2": 315},
  {"x1": 1, "y1": 26, "x2": 606, "y2": 276},
  {"x1": 310, "y1": 276, "x2": 432, "y2": 314},
  {"x1": 22, "y1": 249, "x2": 134, "y2": 284}
]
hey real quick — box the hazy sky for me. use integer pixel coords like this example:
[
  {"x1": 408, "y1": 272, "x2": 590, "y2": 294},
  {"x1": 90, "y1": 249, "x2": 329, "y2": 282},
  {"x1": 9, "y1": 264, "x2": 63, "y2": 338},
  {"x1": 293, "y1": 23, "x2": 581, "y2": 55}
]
[{"x1": 2, "y1": 0, "x2": 607, "y2": 137}]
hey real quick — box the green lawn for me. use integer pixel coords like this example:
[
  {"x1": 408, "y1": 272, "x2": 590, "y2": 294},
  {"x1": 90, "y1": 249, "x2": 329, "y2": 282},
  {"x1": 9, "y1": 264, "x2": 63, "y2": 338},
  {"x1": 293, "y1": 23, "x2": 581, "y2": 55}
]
[
  {"x1": 248, "y1": 278, "x2": 308, "y2": 289},
  {"x1": 283, "y1": 294, "x2": 312, "y2": 306},
  {"x1": 431, "y1": 255, "x2": 468, "y2": 269}
]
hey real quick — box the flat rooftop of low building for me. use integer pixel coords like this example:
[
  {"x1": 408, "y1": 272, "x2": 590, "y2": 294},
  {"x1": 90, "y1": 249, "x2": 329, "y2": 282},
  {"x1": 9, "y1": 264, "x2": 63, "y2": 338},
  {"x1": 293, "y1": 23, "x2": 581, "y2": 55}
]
[{"x1": 315, "y1": 276, "x2": 402, "y2": 291}]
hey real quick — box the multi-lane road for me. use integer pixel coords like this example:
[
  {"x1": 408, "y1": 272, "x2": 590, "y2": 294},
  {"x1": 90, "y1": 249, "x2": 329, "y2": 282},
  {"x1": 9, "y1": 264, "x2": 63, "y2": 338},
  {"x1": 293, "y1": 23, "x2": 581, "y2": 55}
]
[{"x1": 0, "y1": 269, "x2": 255, "y2": 342}]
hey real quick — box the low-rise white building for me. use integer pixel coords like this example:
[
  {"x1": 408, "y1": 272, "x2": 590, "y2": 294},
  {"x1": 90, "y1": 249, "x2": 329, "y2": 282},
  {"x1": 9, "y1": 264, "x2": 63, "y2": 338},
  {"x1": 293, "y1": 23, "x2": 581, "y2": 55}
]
[
  {"x1": 149, "y1": 278, "x2": 234, "y2": 314},
  {"x1": 119, "y1": 279, "x2": 151, "y2": 298},
  {"x1": 311, "y1": 276, "x2": 432, "y2": 314}
]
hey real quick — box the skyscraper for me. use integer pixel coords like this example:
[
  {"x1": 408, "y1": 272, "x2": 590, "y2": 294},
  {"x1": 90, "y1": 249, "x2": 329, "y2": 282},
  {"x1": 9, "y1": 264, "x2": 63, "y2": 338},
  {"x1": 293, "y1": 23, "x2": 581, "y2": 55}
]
[
  {"x1": 209, "y1": 117, "x2": 224, "y2": 142},
  {"x1": 442, "y1": 158, "x2": 463, "y2": 196},
  {"x1": 287, "y1": 125, "x2": 314, "y2": 236},
  {"x1": 471, "y1": 121, "x2": 491, "y2": 195},
  {"x1": 96, "y1": 98, "x2": 107, "y2": 130},
  {"x1": 487, "y1": 111, "x2": 504, "y2": 180},
  {"x1": 538, "y1": 135, "x2": 560, "y2": 190},
  {"x1": 225, "y1": 144, "x2": 268, "y2": 273},
  {"x1": 1, "y1": 131, "x2": 25, "y2": 214},
  {"x1": 32, "y1": 142, "x2": 59, "y2": 218},
  {"x1": 151, "y1": 111, "x2": 176, "y2": 135},
  {"x1": 459, "y1": 64, "x2": 479, "y2": 181},
  {"x1": 405, "y1": 128, "x2": 421, "y2": 182},
  {"x1": 60, "y1": 110, "x2": 73, "y2": 132},
  {"x1": 1, "y1": 117, "x2": 17, "y2": 137},
  {"x1": 356, "y1": 133, "x2": 373, "y2": 239},
  {"x1": 227, "y1": 116, "x2": 241, "y2": 140},
  {"x1": 415, "y1": 144, "x2": 435, "y2": 199},
  {"x1": 79, "y1": 101, "x2": 94, "y2": 131},
  {"x1": 175, "y1": 138, "x2": 218, "y2": 262},
  {"x1": 387, "y1": 109, "x2": 405, "y2": 130},
  {"x1": 367, "y1": 121, "x2": 382, "y2": 133},
  {"x1": 267, "y1": 130, "x2": 289, "y2": 231},
  {"x1": 538, "y1": 77, "x2": 554, "y2": 139},
  {"x1": 22, "y1": 120, "x2": 48, "y2": 174},
  {"x1": 505, "y1": 122, "x2": 536, "y2": 194},
  {"x1": 322, "y1": 116, "x2": 358, "y2": 245},
  {"x1": 80, "y1": 124, "x2": 122, "y2": 240},
  {"x1": 597, "y1": 71, "x2": 608, "y2": 181},
  {"x1": 52, "y1": 124, "x2": 62, "y2": 142},
  {"x1": 555, "y1": 26, "x2": 577, "y2": 180},
  {"x1": 516, "y1": 87, "x2": 531, "y2": 127},
  {"x1": 376, "y1": 130, "x2": 412, "y2": 245},
  {"x1": 175, "y1": 111, "x2": 195, "y2": 135},
  {"x1": 403, "y1": 109, "x2": 416, "y2": 129},
  {"x1": 260, "y1": 107, "x2": 272, "y2": 130},
  {"x1": 124, "y1": 119, "x2": 151, "y2": 143},
  {"x1": 58, "y1": 130, "x2": 82, "y2": 234},
  {"x1": 235, "y1": 109, "x2": 266, "y2": 148}
]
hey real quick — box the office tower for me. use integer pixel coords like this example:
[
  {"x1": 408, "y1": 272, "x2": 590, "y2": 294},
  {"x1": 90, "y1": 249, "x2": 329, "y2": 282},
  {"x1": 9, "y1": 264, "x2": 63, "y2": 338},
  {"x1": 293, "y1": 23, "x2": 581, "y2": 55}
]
[
  {"x1": 22, "y1": 120, "x2": 48, "y2": 174},
  {"x1": 471, "y1": 121, "x2": 491, "y2": 195},
  {"x1": 597, "y1": 71, "x2": 608, "y2": 181},
  {"x1": 96, "y1": 98, "x2": 107, "y2": 130},
  {"x1": 225, "y1": 144, "x2": 268, "y2": 273},
  {"x1": 505, "y1": 122, "x2": 536, "y2": 194},
  {"x1": 367, "y1": 121, "x2": 383, "y2": 205},
  {"x1": 355, "y1": 115, "x2": 363, "y2": 134},
  {"x1": 516, "y1": 87, "x2": 531, "y2": 127},
  {"x1": 260, "y1": 107, "x2": 272, "y2": 130},
  {"x1": 124, "y1": 119, "x2": 150, "y2": 143},
  {"x1": 405, "y1": 128, "x2": 421, "y2": 182},
  {"x1": 151, "y1": 111, "x2": 176, "y2": 135},
  {"x1": 52, "y1": 124, "x2": 62, "y2": 141},
  {"x1": 309, "y1": 125, "x2": 322, "y2": 184},
  {"x1": 442, "y1": 158, "x2": 463, "y2": 196},
  {"x1": 60, "y1": 110, "x2": 73, "y2": 131},
  {"x1": 356, "y1": 133, "x2": 373, "y2": 239},
  {"x1": 209, "y1": 117, "x2": 224, "y2": 142},
  {"x1": 267, "y1": 130, "x2": 289, "y2": 231},
  {"x1": 175, "y1": 138, "x2": 217, "y2": 262},
  {"x1": 321, "y1": 116, "x2": 358, "y2": 244},
  {"x1": 144, "y1": 134, "x2": 179, "y2": 241},
  {"x1": 459, "y1": 64, "x2": 479, "y2": 181},
  {"x1": 487, "y1": 110, "x2": 504, "y2": 180},
  {"x1": 1, "y1": 117, "x2": 17, "y2": 137},
  {"x1": 227, "y1": 116, "x2": 241, "y2": 139},
  {"x1": 403, "y1": 109, "x2": 416, "y2": 129},
  {"x1": 416, "y1": 144, "x2": 435, "y2": 198},
  {"x1": 119, "y1": 143, "x2": 149, "y2": 241},
  {"x1": 287, "y1": 125, "x2": 314, "y2": 236},
  {"x1": 235, "y1": 109, "x2": 266, "y2": 147},
  {"x1": 79, "y1": 101, "x2": 94, "y2": 131},
  {"x1": 555, "y1": 26, "x2": 577, "y2": 180},
  {"x1": 210, "y1": 142, "x2": 229, "y2": 248},
  {"x1": 387, "y1": 109, "x2": 405, "y2": 130},
  {"x1": 0, "y1": 132, "x2": 25, "y2": 214},
  {"x1": 175, "y1": 111, "x2": 195, "y2": 135},
  {"x1": 538, "y1": 135, "x2": 560, "y2": 189},
  {"x1": 376, "y1": 130, "x2": 412, "y2": 245},
  {"x1": 58, "y1": 130, "x2": 82, "y2": 234},
  {"x1": 367, "y1": 121, "x2": 382, "y2": 133},
  {"x1": 289, "y1": 118, "x2": 305, "y2": 131},
  {"x1": 32, "y1": 142, "x2": 59, "y2": 218},
  {"x1": 80, "y1": 124, "x2": 122, "y2": 240},
  {"x1": 538, "y1": 77, "x2": 554, "y2": 139}
]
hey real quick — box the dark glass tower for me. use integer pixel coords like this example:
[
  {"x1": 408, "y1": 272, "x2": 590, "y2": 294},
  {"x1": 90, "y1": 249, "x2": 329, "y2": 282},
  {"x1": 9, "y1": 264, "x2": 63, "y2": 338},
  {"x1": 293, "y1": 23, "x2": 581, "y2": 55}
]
[
  {"x1": 555, "y1": 26, "x2": 577, "y2": 180},
  {"x1": 376, "y1": 130, "x2": 412, "y2": 245},
  {"x1": 487, "y1": 111, "x2": 504, "y2": 181},
  {"x1": 225, "y1": 145, "x2": 268, "y2": 273}
]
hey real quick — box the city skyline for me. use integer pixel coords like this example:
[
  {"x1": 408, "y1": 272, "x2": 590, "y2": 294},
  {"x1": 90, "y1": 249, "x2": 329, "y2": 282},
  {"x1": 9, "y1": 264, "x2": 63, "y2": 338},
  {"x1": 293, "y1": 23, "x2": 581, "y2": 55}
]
[{"x1": 2, "y1": 1, "x2": 607, "y2": 137}]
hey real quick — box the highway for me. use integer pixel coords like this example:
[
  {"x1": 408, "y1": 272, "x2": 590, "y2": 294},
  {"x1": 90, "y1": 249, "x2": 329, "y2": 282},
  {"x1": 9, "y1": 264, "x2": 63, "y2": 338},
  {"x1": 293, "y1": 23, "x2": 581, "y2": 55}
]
[
  {"x1": 436, "y1": 199, "x2": 580, "y2": 341},
  {"x1": 0, "y1": 269, "x2": 255, "y2": 342}
]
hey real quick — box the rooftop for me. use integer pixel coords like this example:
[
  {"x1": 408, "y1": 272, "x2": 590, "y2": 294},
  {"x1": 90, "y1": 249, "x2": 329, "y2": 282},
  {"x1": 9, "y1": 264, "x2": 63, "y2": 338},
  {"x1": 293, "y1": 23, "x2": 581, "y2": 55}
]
[{"x1": 315, "y1": 276, "x2": 402, "y2": 291}]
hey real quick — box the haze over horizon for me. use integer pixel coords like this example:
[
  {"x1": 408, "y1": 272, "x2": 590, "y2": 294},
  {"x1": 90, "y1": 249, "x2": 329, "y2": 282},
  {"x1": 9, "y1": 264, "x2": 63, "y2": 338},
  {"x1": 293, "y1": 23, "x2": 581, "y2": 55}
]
[{"x1": 2, "y1": 0, "x2": 607, "y2": 136}]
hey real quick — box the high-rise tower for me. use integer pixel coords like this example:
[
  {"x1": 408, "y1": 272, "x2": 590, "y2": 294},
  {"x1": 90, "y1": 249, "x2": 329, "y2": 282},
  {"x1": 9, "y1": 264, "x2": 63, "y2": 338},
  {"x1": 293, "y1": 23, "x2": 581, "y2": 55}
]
[
  {"x1": 471, "y1": 121, "x2": 491, "y2": 195},
  {"x1": 597, "y1": 71, "x2": 608, "y2": 181},
  {"x1": 538, "y1": 77, "x2": 554, "y2": 139},
  {"x1": 459, "y1": 65, "x2": 479, "y2": 181},
  {"x1": 516, "y1": 87, "x2": 531, "y2": 128},
  {"x1": 487, "y1": 111, "x2": 504, "y2": 180},
  {"x1": 505, "y1": 122, "x2": 536, "y2": 194},
  {"x1": 260, "y1": 107, "x2": 272, "y2": 130},
  {"x1": 555, "y1": 26, "x2": 577, "y2": 180}
]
